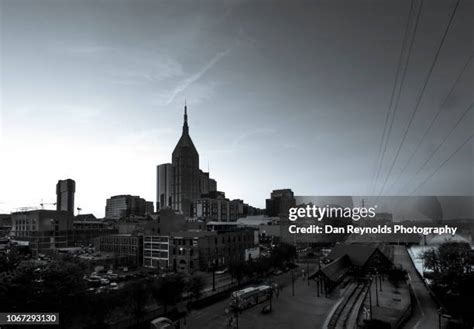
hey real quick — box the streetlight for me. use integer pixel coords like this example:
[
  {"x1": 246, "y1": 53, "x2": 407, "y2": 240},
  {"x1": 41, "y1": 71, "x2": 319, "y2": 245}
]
[
  {"x1": 291, "y1": 269, "x2": 295, "y2": 296},
  {"x1": 306, "y1": 262, "x2": 310, "y2": 286},
  {"x1": 368, "y1": 276, "x2": 373, "y2": 320},
  {"x1": 374, "y1": 271, "x2": 379, "y2": 307}
]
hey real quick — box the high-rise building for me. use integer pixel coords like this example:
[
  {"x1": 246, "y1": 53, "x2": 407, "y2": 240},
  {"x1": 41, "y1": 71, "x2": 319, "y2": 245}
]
[
  {"x1": 105, "y1": 195, "x2": 150, "y2": 220},
  {"x1": 156, "y1": 163, "x2": 173, "y2": 210},
  {"x1": 56, "y1": 179, "x2": 75, "y2": 214},
  {"x1": 265, "y1": 188, "x2": 296, "y2": 217},
  {"x1": 171, "y1": 105, "x2": 200, "y2": 216}
]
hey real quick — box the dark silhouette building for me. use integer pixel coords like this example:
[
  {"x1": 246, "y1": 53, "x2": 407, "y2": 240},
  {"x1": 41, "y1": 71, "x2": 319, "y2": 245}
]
[
  {"x1": 105, "y1": 195, "x2": 153, "y2": 220},
  {"x1": 157, "y1": 163, "x2": 173, "y2": 210},
  {"x1": 265, "y1": 188, "x2": 296, "y2": 217},
  {"x1": 56, "y1": 179, "x2": 75, "y2": 214},
  {"x1": 171, "y1": 105, "x2": 201, "y2": 216}
]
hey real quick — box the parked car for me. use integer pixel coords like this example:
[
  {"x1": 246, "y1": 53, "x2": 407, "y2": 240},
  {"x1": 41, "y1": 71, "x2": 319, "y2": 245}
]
[
  {"x1": 261, "y1": 305, "x2": 272, "y2": 314},
  {"x1": 216, "y1": 268, "x2": 228, "y2": 275},
  {"x1": 150, "y1": 317, "x2": 175, "y2": 329}
]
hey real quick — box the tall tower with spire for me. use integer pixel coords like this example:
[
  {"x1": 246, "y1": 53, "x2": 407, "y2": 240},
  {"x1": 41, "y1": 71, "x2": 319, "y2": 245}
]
[{"x1": 171, "y1": 104, "x2": 200, "y2": 216}]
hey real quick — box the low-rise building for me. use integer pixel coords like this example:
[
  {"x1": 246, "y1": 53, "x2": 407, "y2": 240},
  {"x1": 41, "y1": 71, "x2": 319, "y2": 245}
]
[
  {"x1": 143, "y1": 235, "x2": 170, "y2": 270},
  {"x1": 94, "y1": 234, "x2": 143, "y2": 267},
  {"x1": 191, "y1": 191, "x2": 239, "y2": 222},
  {"x1": 170, "y1": 227, "x2": 258, "y2": 273},
  {"x1": 11, "y1": 210, "x2": 74, "y2": 256}
]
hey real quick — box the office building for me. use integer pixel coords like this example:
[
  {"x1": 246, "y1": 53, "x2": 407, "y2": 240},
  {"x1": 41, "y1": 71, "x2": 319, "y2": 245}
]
[
  {"x1": 191, "y1": 191, "x2": 240, "y2": 222},
  {"x1": 56, "y1": 179, "x2": 75, "y2": 214},
  {"x1": 11, "y1": 209, "x2": 74, "y2": 256},
  {"x1": 94, "y1": 234, "x2": 144, "y2": 267},
  {"x1": 143, "y1": 235, "x2": 170, "y2": 269},
  {"x1": 170, "y1": 227, "x2": 257, "y2": 273},
  {"x1": 265, "y1": 188, "x2": 296, "y2": 217},
  {"x1": 105, "y1": 195, "x2": 151, "y2": 220},
  {"x1": 171, "y1": 105, "x2": 201, "y2": 216},
  {"x1": 156, "y1": 163, "x2": 173, "y2": 210}
]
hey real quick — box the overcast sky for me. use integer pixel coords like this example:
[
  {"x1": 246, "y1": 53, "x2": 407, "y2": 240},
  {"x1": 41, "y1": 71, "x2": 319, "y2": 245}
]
[{"x1": 1, "y1": 0, "x2": 473, "y2": 216}]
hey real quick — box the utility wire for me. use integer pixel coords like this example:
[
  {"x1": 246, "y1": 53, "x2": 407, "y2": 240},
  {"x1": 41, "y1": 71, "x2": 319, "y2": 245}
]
[
  {"x1": 386, "y1": 53, "x2": 473, "y2": 193},
  {"x1": 371, "y1": 0, "x2": 424, "y2": 199},
  {"x1": 398, "y1": 103, "x2": 473, "y2": 193},
  {"x1": 376, "y1": 0, "x2": 462, "y2": 199},
  {"x1": 409, "y1": 133, "x2": 473, "y2": 196},
  {"x1": 368, "y1": 0, "x2": 416, "y2": 198}
]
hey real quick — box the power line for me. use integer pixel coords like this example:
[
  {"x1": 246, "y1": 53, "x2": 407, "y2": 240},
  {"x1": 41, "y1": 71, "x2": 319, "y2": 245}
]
[
  {"x1": 371, "y1": 0, "x2": 424, "y2": 199},
  {"x1": 386, "y1": 53, "x2": 473, "y2": 193},
  {"x1": 376, "y1": 0, "x2": 462, "y2": 199},
  {"x1": 398, "y1": 103, "x2": 473, "y2": 193},
  {"x1": 409, "y1": 133, "x2": 473, "y2": 196},
  {"x1": 368, "y1": 0, "x2": 416, "y2": 197}
]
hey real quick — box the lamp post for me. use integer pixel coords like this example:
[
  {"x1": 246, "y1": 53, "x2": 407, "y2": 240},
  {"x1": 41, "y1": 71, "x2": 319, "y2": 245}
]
[
  {"x1": 306, "y1": 262, "x2": 310, "y2": 286},
  {"x1": 368, "y1": 277, "x2": 373, "y2": 320},
  {"x1": 374, "y1": 271, "x2": 379, "y2": 307},
  {"x1": 212, "y1": 260, "x2": 217, "y2": 291},
  {"x1": 291, "y1": 269, "x2": 295, "y2": 296}
]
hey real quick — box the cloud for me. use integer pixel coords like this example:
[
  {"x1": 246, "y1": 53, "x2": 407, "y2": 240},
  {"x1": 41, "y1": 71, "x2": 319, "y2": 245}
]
[
  {"x1": 103, "y1": 55, "x2": 183, "y2": 86},
  {"x1": 65, "y1": 45, "x2": 114, "y2": 55},
  {"x1": 232, "y1": 128, "x2": 276, "y2": 148},
  {"x1": 166, "y1": 43, "x2": 238, "y2": 105},
  {"x1": 63, "y1": 105, "x2": 102, "y2": 122},
  {"x1": 113, "y1": 128, "x2": 177, "y2": 153}
]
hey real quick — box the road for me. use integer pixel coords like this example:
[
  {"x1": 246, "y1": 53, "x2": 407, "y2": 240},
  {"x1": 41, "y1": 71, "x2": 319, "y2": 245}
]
[
  {"x1": 184, "y1": 268, "x2": 338, "y2": 329},
  {"x1": 393, "y1": 246, "x2": 441, "y2": 329}
]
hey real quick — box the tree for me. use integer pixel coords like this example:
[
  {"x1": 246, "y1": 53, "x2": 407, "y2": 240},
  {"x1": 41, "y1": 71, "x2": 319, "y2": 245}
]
[
  {"x1": 123, "y1": 279, "x2": 150, "y2": 327},
  {"x1": 253, "y1": 257, "x2": 272, "y2": 278},
  {"x1": 0, "y1": 246, "x2": 21, "y2": 273},
  {"x1": 229, "y1": 260, "x2": 246, "y2": 285},
  {"x1": 271, "y1": 243, "x2": 296, "y2": 267},
  {"x1": 421, "y1": 248, "x2": 440, "y2": 273},
  {"x1": 388, "y1": 266, "x2": 406, "y2": 293},
  {"x1": 0, "y1": 259, "x2": 89, "y2": 329},
  {"x1": 186, "y1": 274, "x2": 205, "y2": 301},
  {"x1": 151, "y1": 274, "x2": 185, "y2": 314},
  {"x1": 438, "y1": 242, "x2": 471, "y2": 275},
  {"x1": 422, "y1": 242, "x2": 471, "y2": 278},
  {"x1": 421, "y1": 242, "x2": 473, "y2": 326}
]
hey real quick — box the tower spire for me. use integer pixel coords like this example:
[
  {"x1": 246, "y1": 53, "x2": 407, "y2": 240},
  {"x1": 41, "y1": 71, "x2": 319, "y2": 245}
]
[{"x1": 183, "y1": 101, "x2": 189, "y2": 135}]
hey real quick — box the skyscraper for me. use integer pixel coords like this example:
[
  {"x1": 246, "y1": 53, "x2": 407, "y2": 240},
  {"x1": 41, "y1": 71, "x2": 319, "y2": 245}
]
[
  {"x1": 157, "y1": 163, "x2": 173, "y2": 210},
  {"x1": 171, "y1": 105, "x2": 200, "y2": 216},
  {"x1": 56, "y1": 179, "x2": 75, "y2": 214}
]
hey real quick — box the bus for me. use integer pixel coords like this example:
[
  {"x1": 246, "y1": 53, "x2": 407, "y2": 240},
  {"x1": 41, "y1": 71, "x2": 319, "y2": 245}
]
[{"x1": 230, "y1": 285, "x2": 273, "y2": 310}]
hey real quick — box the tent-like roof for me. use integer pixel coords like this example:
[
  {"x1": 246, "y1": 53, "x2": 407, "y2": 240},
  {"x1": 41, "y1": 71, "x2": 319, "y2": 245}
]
[
  {"x1": 326, "y1": 243, "x2": 387, "y2": 267},
  {"x1": 318, "y1": 255, "x2": 352, "y2": 283}
]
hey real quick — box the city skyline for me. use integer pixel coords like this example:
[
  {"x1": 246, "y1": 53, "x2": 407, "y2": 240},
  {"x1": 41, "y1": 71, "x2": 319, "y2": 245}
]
[{"x1": 1, "y1": 0, "x2": 473, "y2": 216}]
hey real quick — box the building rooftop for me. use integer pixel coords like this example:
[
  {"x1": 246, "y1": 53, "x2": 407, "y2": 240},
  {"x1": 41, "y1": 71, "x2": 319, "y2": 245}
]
[
  {"x1": 171, "y1": 230, "x2": 217, "y2": 238},
  {"x1": 326, "y1": 243, "x2": 387, "y2": 267}
]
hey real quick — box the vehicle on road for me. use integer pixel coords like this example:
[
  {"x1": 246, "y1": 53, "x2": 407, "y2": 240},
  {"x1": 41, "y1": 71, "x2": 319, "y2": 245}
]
[
  {"x1": 150, "y1": 317, "x2": 175, "y2": 329},
  {"x1": 261, "y1": 305, "x2": 272, "y2": 314},
  {"x1": 230, "y1": 285, "x2": 273, "y2": 310},
  {"x1": 216, "y1": 268, "x2": 228, "y2": 275}
]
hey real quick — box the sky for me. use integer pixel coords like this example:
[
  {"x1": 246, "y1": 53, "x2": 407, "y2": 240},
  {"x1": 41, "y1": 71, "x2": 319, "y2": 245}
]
[{"x1": 1, "y1": 0, "x2": 473, "y2": 217}]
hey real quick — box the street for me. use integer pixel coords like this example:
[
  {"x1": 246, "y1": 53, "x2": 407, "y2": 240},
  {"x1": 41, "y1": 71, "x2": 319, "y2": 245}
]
[
  {"x1": 393, "y1": 246, "x2": 441, "y2": 329},
  {"x1": 184, "y1": 269, "x2": 338, "y2": 329}
]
